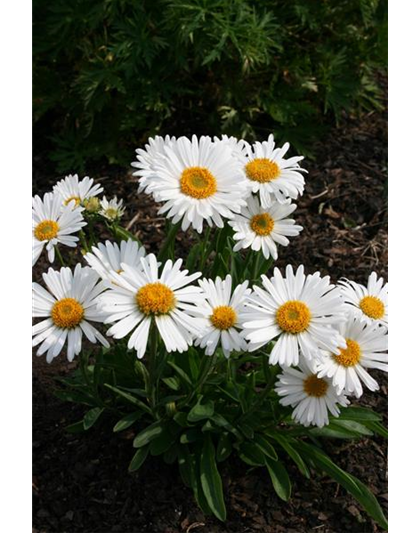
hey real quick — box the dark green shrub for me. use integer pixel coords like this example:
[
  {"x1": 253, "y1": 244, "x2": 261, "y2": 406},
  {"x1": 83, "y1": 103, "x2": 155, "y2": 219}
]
[{"x1": 33, "y1": 0, "x2": 387, "y2": 172}]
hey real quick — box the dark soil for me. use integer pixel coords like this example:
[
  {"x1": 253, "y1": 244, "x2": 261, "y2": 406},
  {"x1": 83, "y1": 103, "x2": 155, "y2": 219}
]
[{"x1": 33, "y1": 108, "x2": 388, "y2": 533}]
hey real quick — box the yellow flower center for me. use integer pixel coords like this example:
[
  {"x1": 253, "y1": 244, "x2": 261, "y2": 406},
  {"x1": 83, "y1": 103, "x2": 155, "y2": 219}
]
[
  {"x1": 210, "y1": 305, "x2": 237, "y2": 330},
  {"x1": 250, "y1": 213, "x2": 275, "y2": 236},
  {"x1": 276, "y1": 300, "x2": 311, "y2": 334},
  {"x1": 334, "y1": 339, "x2": 361, "y2": 367},
  {"x1": 34, "y1": 220, "x2": 59, "y2": 241},
  {"x1": 136, "y1": 282, "x2": 175, "y2": 315},
  {"x1": 64, "y1": 196, "x2": 81, "y2": 206},
  {"x1": 180, "y1": 166, "x2": 217, "y2": 199},
  {"x1": 359, "y1": 296, "x2": 385, "y2": 320},
  {"x1": 245, "y1": 158, "x2": 281, "y2": 183},
  {"x1": 303, "y1": 374, "x2": 329, "y2": 398},
  {"x1": 104, "y1": 207, "x2": 119, "y2": 219},
  {"x1": 83, "y1": 197, "x2": 100, "y2": 212},
  {"x1": 51, "y1": 298, "x2": 84, "y2": 329}
]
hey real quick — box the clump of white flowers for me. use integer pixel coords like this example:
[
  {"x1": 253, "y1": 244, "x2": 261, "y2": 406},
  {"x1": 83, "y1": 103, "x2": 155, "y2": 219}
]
[{"x1": 32, "y1": 135, "x2": 388, "y2": 528}]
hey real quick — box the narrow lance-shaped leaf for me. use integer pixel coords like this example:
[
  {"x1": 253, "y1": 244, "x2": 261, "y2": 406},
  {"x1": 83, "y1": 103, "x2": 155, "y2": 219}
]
[{"x1": 200, "y1": 435, "x2": 227, "y2": 521}]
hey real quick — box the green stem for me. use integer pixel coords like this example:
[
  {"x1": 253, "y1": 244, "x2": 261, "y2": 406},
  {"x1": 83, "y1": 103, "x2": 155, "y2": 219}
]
[
  {"x1": 146, "y1": 321, "x2": 158, "y2": 412},
  {"x1": 78, "y1": 230, "x2": 90, "y2": 253},
  {"x1": 251, "y1": 252, "x2": 262, "y2": 282},
  {"x1": 199, "y1": 226, "x2": 212, "y2": 271},
  {"x1": 87, "y1": 217, "x2": 97, "y2": 248},
  {"x1": 158, "y1": 221, "x2": 181, "y2": 261},
  {"x1": 55, "y1": 246, "x2": 66, "y2": 267},
  {"x1": 179, "y1": 351, "x2": 218, "y2": 408},
  {"x1": 240, "y1": 359, "x2": 277, "y2": 420},
  {"x1": 242, "y1": 249, "x2": 254, "y2": 278}
]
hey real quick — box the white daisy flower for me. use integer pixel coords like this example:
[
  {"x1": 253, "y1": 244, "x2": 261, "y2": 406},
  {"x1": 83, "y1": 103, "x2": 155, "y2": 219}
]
[
  {"x1": 99, "y1": 196, "x2": 125, "y2": 221},
  {"x1": 53, "y1": 174, "x2": 103, "y2": 208},
  {"x1": 32, "y1": 264, "x2": 110, "y2": 363},
  {"x1": 228, "y1": 195, "x2": 303, "y2": 260},
  {"x1": 242, "y1": 265, "x2": 346, "y2": 367},
  {"x1": 239, "y1": 134, "x2": 306, "y2": 208},
  {"x1": 316, "y1": 315, "x2": 388, "y2": 398},
  {"x1": 195, "y1": 275, "x2": 251, "y2": 357},
  {"x1": 275, "y1": 360, "x2": 349, "y2": 428},
  {"x1": 213, "y1": 135, "x2": 248, "y2": 160},
  {"x1": 142, "y1": 135, "x2": 248, "y2": 233},
  {"x1": 32, "y1": 192, "x2": 87, "y2": 266},
  {"x1": 99, "y1": 254, "x2": 205, "y2": 359},
  {"x1": 84, "y1": 240, "x2": 146, "y2": 281},
  {"x1": 132, "y1": 135, "x2": 176, "y2": 193},
  {"x1": 339, "y1": 272, "x2": 388, "y2": 328}
]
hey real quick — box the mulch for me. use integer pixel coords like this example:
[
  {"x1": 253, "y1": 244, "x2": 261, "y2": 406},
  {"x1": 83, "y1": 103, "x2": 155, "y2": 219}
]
[{"x1": 33, "y1": 107, "x2": 388, "y2": 533}]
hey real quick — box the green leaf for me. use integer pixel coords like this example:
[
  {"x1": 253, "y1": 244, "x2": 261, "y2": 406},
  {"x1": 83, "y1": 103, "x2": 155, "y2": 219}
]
[
  {"x1": 65, "y1": 420, "x2": 86, "y2": 434},
  {"x1": 128, "y1": 446, "x2": 149, "y2": 472},
  {"x1": 178, "y1": 444, "x2": 212, "y2": 515},
  {"x1": 265, "y1": 457, "x2": 291, "y2": 501},
  {"x1": 216, "y1": 433, "x2": 232, "y2": 462},
  {"x1": 104, "y1": 384, "x2": 152, "y2": 414},
  {"x1": 310, "y1": 420, "x2": 373, "y2": 439},
  {"x1": 188, "y1": 398, "x2": 214, "y2": 423},
  {"x1": 167, "y1": 361, "x2": 193, "y2": 387},
  {"x1": 163, "y1": 445, "x2": 178, "y2": 465},
  {"x1": 297, "y1": 442, "x2": 388, "y2": 529},
  {"x1": 210, "y1": 413, "x2": 242, "y2": 439},
  {"x1": 133, "y1": 421, "x2": 164, "y2": 448},
  {"x1": 265, "y1": 431, "x2": 310, "y2": 479},
  {"x1": 173, "y1": 412, "x2": 190, "y2": 427},
  {"x1": 185, "y1": 243, "x2": 201, "y2": 270},
  {"x1": 113, "y1": 225, "x2": 142, "y2": 244},
  {"x1": 333, "y1": 420, "x2": 374, "y2": 436},
  {"x1": 54, "y1": 388, "x2": 96, "y2": 406},
  {"x1": 238, "y1": 442, "x2": 266, "y2": 466},
  {"x1": 113, "y1": 410, "x2": 144, "y2": 432},
  {"x1": 83, "y1": 407, "x2": 104, "y2": 430},
  {"x1": 180, "y1": 429, "x2": 201, "y2": 444},
  {"x1": 338, "y1": 407, "x2": 382, "y2": 422},
  {"x1": 254, "y1": 434, "x2": 278, "y2": 461},
  {"x1": 162, "y1": 376, "x2": 180, "y2": 391},
  {"x1": 200, "y1": 436, "x2": 227, "y2": 521},
  {"x1": 150, "y1": 426, "x2": 178, "y2": 456},
  {"x1": 363, "y1": 420, "x2": 388, "y2": 438}
]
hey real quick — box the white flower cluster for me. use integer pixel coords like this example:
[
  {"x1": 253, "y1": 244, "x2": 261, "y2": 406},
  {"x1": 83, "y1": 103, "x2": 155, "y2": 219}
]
[
  {"x1": 132, "y1": 134, "x2": 305, "y2": 256},
  {"x1": 33, "y1": 174, "x2": 125, "y2": 266},
  {"x1": 32, "y1": 135, "x2": 388, "y2": 430}
]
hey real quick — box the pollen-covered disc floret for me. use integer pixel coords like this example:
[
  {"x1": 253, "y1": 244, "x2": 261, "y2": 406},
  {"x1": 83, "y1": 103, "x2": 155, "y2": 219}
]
[
  {"x1": 339, "y1": 272, "x2": 388, "y2": 327},
  {"x1": 245, "y1": 158, "x2": 280, "y2": 183},
  {"x1": 51, "y1": 298, "x2": 84, "y2": 329},
  {"x1": 210, "y1": 306, "x2": 237, "y2": 330},
  {"x1": 316, "y1": 315, "x2": 388, "y2": 398},
  {"x1": 229, "y1": 196, "x2": 303, "y2": 260},
  {"x1": 250, "y1": 213, "x2": 275, "y2": 236},
  {"x1": 32, "y1": 264, "x2": 109, "y2": 363},
  {"x1": 237, "y1": 134, "x2": 307, "y2": 208},
  {"x1": 53, "y1": 174, "x2": 103, "y2": 209},
  {"x1": 98, "y1": 254, "x2": 206, "y2": 359},
  {"x1": 179, "y1": 167, "x2": 217, "y2": 199},
  {"x1": 334, "y1": 339, "x2": 361, "y2": 367},
  {"x1": 195, "y1": 275, "x2": 251, "y2": 357},
  {"x1": 137, "y1": 135, "x2": 248, "y2": 233},
  {"x1": 242, "y1": 265, "x2": 346, "y2": 367},
  {"x1": 32, "y1": 192, "x2": 87, "y2": 266},
  {"x1": 275, "y1": 360, "x2": 349, "y2": 427},
  {"x1": 84, "y1": 240, "x2": 146, "y2": 282},
  {"x1": 136, "y1": 282, "x2": 175, "y2": 315},
  {"x1": 276, "y1": 300, "x2": 311, "y2": 334}
]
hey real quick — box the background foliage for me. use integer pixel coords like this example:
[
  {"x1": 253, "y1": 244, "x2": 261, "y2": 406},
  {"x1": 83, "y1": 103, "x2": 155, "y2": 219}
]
[{"x1": 33, "y1": 0, "x2": 387, "y2": 172}]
